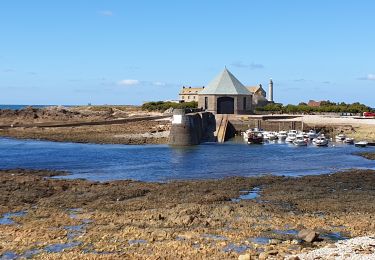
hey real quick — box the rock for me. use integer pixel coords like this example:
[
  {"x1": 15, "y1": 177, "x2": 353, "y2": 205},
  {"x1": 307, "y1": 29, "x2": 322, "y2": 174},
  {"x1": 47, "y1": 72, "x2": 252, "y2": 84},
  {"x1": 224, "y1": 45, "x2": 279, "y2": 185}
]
[
  {"x1": 238, "y1": 253, "x2": 251, "y2": 260},
  {"x1": 163, "y1": 107, "x2": 174, "y2": 115},
  {"x1": 258, "y1": 252, "x2": 268, "y2": 260},
  {"x1": 177, "y1": 215, "x2": 195, "y2": 226},
  {"x1": 298, "y1": 229, "x2": 319, "y2": 243},
  {"x1": 288, "y1": 256, "x2": 300, "y2": 260},
  {"x1": 267, "y1": 249, "x2": 278, "y2": 255},
  {"x1": 221, "y1": 205, "x2": 234, "y2": 215},
  {"x1": 291, "y1": 239, "x2": 300, "y2": 245},
  {"x1": 269, "y1": 239, "x2": 282, "y2": 245},
  {"x1": 151, "y1": 230, "x2": 167, "y2": 240}
]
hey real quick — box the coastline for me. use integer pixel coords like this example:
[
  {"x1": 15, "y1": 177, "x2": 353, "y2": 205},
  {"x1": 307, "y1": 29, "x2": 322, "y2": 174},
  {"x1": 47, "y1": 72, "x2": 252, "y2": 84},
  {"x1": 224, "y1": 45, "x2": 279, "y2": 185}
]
[
  {"x1": 1, "y1": 168, "x2": 375, "y2": 259},
  {"x1": 0, "y1": 121, "x2": 170, "y2": 145}
]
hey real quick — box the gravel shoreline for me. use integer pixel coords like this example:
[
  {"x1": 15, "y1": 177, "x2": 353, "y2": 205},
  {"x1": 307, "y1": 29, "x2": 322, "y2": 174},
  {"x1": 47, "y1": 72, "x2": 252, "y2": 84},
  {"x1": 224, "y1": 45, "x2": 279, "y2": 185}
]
[{"x1": 292, "y1": 235, "x2": 375, "y2": 259}]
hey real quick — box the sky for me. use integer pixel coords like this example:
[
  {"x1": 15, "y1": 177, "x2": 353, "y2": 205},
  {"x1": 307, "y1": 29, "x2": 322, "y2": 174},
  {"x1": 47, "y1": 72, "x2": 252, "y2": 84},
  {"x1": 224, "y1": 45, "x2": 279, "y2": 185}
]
[{"x1": 0, "y1": 1, "x2": 374, "y2": 106}]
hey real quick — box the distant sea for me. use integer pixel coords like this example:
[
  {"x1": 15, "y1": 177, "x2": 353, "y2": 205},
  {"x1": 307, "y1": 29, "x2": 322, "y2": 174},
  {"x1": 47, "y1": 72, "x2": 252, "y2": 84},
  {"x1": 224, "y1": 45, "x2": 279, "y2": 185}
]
[{"x1": 0, "y1": 105, "x2": 73, "y2": 110}]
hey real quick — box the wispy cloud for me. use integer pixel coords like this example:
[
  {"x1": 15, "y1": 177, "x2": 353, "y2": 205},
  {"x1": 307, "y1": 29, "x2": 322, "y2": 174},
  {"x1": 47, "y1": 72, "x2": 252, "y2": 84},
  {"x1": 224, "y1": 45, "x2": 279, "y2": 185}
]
[
  {"x1": 358, "y1": 74, "x2": 375, "y2": 81},
  {"x1": 231, "y1": 61, "x2": 264, "y2": 70},
  {"x1": 152, "y1": 81, "x2": 166, "y2": 86},
  {"x1": 293, "y1": 78, "x2": 307, "y2": 82},
  {"x1": 3, "y1": 68, "x2": 15, "y2": 73},
  {"x1": 117, "y1": 79, "x2": 140, "y2": 86},
  {"x1": 99, "y1": 10, "x2": 113, "y2": 17}
]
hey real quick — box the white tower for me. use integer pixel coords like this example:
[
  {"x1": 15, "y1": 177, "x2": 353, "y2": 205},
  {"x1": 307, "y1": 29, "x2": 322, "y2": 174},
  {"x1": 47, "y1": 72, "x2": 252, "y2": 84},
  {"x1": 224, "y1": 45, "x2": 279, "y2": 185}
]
[{"x1": 268, "y1": 78, "x2": 273, "y2": 102}]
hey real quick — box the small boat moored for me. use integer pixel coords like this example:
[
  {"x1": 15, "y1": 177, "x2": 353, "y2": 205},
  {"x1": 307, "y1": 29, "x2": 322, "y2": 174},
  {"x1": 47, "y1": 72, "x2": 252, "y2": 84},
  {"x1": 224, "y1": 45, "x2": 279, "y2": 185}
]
[
  {"x1": 293, "y1": 134, "x2": 308, "y2": 146},
  {"x1": 335, "y1": 133, "x2": 346, "y2": 142},
  {"x1": 243, "y1": 128, "x2": 264, "y2": 144},
  {"x1": 307, "y1": 130, "x2": 318, "y2": 140},
  {"x1": 313, "y1": 135, "x2": 329, "y2": 146},
  {"x1": 344, "y1": 137, "x2": 354, "y2": 144},
  {"x1": 355, "y1": 141, "x2": 368, "y2": 147},
  {"x1": 277, "y1": 131, "x2": 287, "y2": 141},
  {"x1": 286, "y1": 131, "x2": 297, "y2": 143}
]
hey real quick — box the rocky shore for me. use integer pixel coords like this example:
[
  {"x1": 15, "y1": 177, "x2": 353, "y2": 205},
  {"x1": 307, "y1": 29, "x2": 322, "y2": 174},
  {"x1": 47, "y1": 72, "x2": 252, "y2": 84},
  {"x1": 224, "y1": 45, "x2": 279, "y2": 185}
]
[
  {"x1": 0, "y1": 106, "x2": 171, "y2": 145},
  {"x1": 357, "y1": 152, "x2": 375, "y2": 160},
  {"x1": 1, "y1": 169, "x2": 375, "y2": 259},
  {"x1": 0, "y1": 120, "x2": 170, "y2": 145}
]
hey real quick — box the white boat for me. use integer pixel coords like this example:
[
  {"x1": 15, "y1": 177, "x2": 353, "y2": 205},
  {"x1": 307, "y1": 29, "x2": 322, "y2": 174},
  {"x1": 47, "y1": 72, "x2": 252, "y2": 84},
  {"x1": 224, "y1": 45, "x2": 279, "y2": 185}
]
[
  {"x1": 313, "y1": 135, "x2": 329, "y2": 146},
  {"x1": 285, "y1": 132, "x2": 297, "y2": 143},
  {"x1": 335, "y1": 133, "x2": 346, "y2": 142},
  {"x1": 293, "y1": 134, "x2": 308, "y2": 146},
  {"x1": 277, "y1": 131, "x2": 287, "y2": 140},
  {"x1": 355, "y1": 141, "x2": 368, "y2": 147},
  {"x1": 266, "y1": 132, "x2": 278, "y2": 141},
  {"x1": 344, "y1": 137, "x2": 354, "y2": 144},
  {"x1": 307, "y1": 130, "x2": 318, "y2": 139}
]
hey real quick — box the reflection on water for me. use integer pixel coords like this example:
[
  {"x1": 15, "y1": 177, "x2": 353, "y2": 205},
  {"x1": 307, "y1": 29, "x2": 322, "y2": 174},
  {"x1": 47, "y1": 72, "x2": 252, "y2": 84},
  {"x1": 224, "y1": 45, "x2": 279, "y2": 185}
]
[{"x1": 0, "y1": 137, "x2": 374, "y2": 182}]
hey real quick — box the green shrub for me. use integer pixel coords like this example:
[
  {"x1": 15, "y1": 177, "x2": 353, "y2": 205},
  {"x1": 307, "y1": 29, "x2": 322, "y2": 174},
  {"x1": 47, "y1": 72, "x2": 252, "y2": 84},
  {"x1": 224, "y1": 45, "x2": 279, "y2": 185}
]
[
  {"x1": 141, "y1": 101, "x2": 198, "y2": 112},
  {"x1": 256, "y1": 101, "x2": 373, "y2": 114}
]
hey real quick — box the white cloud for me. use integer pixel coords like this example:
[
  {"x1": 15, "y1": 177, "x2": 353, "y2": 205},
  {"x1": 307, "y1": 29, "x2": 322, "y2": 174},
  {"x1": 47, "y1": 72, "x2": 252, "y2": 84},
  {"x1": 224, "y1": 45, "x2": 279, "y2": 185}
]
[
  {"x1": 117, "y1": 79, "x2": 140, "y2": 86},
  {"x1": 358, "y1": 74, "x2": 375, "y2": 81},
  {"x1": 152, "y1": 81, "x2": 166, "y2": 86},
  {"x1": 231, "y1": 61, "x2": 264, "y2": 70},
  {"x1": 99, "y1": 10, "x2": 113, "y2": 16}
]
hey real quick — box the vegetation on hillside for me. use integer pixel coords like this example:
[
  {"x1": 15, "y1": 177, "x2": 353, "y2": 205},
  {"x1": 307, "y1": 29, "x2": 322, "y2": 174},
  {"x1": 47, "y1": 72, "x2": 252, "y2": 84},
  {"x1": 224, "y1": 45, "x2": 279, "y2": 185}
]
[
  {"x1": 141, "y1": 101, "x2": 198, "y2": 112},
  {"x1": 256, "y1": 101, "x2": 373, "y2": 114}
]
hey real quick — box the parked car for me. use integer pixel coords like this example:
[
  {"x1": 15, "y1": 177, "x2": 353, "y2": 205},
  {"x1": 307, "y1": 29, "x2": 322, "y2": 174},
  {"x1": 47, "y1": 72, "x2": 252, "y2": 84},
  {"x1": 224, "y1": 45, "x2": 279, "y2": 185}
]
[{"x1": 363, "y1": 112, "x2": 375, "y2": 117}]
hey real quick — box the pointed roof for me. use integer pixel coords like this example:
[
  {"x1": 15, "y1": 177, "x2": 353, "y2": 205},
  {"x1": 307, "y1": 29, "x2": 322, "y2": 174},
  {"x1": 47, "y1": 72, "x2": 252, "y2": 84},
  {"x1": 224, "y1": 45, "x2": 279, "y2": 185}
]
[{"x1": 200, "y1": 68, "x2": 251, "y2": 95}]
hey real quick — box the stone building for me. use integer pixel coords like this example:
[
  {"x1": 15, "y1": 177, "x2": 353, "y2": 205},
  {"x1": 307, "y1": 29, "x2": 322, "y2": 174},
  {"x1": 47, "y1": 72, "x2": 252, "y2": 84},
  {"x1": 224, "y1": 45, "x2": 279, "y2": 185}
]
[
  {"x1": 197, "y1": 68, "x2": 253, "y2": 114},
  {"x1": 179, "y1": 87, "x2": 203, "y2": 102},
  {"x1": 246, "y1": 84, "x2": 269, "y2": 107},
  {"x1": 179, "y1": 71, "x2": 272, "y2": 110}
]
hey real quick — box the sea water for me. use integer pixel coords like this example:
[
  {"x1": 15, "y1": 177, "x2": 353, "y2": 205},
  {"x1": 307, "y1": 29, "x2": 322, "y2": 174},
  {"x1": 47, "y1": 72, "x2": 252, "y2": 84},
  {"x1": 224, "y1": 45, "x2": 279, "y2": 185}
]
[{"x1": 0, "y1": 137, "x2": 374, "y2": 182}]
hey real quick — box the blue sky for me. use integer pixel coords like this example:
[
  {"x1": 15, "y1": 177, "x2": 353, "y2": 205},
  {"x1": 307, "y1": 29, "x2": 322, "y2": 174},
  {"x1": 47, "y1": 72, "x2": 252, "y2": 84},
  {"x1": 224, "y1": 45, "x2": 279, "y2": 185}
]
[{"x1": 0, "y1": 1, "x2": 374, "y2": 106}]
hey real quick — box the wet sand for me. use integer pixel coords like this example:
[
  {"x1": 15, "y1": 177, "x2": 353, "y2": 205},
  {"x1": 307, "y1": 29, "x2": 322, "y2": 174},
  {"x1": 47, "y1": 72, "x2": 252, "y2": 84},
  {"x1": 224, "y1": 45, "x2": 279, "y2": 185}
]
[{"x1": 1, "y1": 168, "x2": 375, "y2": 259}]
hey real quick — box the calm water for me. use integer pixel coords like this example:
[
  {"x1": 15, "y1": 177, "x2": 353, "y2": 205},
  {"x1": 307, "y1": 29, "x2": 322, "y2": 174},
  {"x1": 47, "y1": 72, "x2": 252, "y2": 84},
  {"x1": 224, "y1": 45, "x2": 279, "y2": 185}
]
[
  {"x1": 0, "y1": 105, "x2": 72, "y2": 110},
  {"x1": 0, "y1": 137, "x2": 374, "y2": 182}
]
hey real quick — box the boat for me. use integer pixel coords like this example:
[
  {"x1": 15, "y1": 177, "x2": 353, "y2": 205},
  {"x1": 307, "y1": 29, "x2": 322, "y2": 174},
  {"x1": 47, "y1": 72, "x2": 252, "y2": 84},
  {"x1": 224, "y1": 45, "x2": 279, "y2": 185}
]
[
  {"x1": 285, "y1": 132, "x2": 297, "y2": 143},
  {"x1": 262, "y1": 131, "x2": 270, "y2": 140},
  {"x1": 242, "y1": 128, "x2": 262, "y2": 142},
  {"x1": 247, "y1": 131, "x2": 264, "y2": 144},
  {"x1": 355, "y1": 141, "x2": 368, "y2": 147},
  {"x1": 313, "y1": 135, "x2": 329, "y2": 146},
  {"x1": 307, "y1": 130, "x2": 318, "y2": 139},
  {"x1": 243, "y1": 128, "x2": 264, "y2": 144},
  {"x1": 335, "y1": 133, "x2": 346, "y2": 142},
  {"x1": 293, "y1": 134, "x2": 308, "y2": 146},
  {"x1": 343, "y1": 137, "x2": 354, "y2": 144},
  {"x1": 266, "y1": 132, "x2": 278, "y2": 141},
  {"x1": 277, "y1": 131, "x2": 287, "y2": 141}
]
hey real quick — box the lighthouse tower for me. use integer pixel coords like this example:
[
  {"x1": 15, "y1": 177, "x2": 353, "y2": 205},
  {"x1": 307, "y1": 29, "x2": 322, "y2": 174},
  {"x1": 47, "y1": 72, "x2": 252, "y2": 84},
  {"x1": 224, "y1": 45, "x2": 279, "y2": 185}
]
[{"x1": 268, "y1": 78, "x2": 273, "y2": 102}]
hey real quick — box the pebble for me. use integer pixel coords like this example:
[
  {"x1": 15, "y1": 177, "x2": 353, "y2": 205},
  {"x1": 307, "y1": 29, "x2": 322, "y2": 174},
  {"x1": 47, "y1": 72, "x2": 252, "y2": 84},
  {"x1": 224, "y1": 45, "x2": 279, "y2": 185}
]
[{"x1": 238, "y1": 253, "x2": 251, "y2": 260}]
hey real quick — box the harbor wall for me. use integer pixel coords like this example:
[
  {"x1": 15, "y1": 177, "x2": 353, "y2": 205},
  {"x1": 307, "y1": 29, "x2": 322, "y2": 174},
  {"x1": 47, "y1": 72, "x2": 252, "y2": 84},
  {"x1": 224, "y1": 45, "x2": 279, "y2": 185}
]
[
  {"x1": 168, "y1": 109, "x2": 216, "y2": 146},
  {"x1": 231, "y1": 120, "x2": 304, "y2": 132}
]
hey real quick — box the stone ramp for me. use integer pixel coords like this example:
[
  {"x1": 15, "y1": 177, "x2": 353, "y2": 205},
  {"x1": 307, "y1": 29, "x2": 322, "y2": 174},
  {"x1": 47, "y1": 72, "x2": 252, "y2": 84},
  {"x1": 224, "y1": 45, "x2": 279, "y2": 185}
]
[{"x1": 216, "y1": 114, "x2": 229, "y2": 143}]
